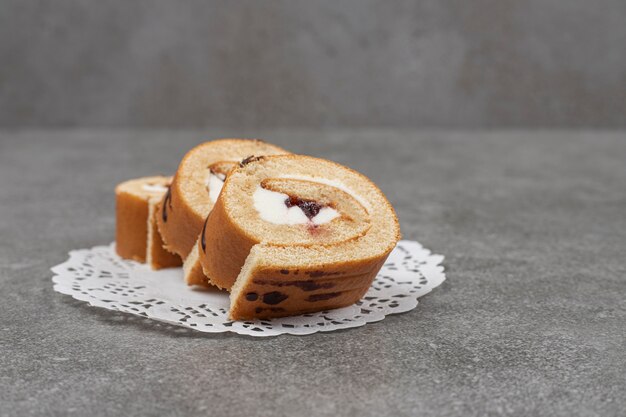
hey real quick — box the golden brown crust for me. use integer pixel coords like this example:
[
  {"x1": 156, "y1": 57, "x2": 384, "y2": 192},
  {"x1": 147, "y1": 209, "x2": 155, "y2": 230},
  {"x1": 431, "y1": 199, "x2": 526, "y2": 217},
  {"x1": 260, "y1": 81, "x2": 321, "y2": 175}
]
[
  {"x1": 199, "y1": 197, "x2": 258, "y2": 289},
  {"x1": 115, "y1": 176, "x2": 181, "y2": 269},
  {"x1": 156, "y1": 139, "x2": 289, "y2": 261},
  {"x1": 156, "y1": 179, "x2": 201, "y2": 258},
  {"x1": 228, "y1": 256, "x2": 389, "y2": 320},
  {"x1": 116, "y1": 191, "x2": 149, "y2": 263},
  {"x1": 182, "y1": 238, "x2": 211, "y2": 286},
  {"x1": 147, "y1": 199, "x2": 182, "y2": 269}
]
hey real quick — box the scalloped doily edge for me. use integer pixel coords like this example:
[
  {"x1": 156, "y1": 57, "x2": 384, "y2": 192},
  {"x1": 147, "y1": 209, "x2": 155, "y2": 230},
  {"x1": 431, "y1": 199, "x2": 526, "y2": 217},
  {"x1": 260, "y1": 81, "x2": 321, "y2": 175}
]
[{"x1": 51, "y1": 240, "x2": 446, "y2": 337}]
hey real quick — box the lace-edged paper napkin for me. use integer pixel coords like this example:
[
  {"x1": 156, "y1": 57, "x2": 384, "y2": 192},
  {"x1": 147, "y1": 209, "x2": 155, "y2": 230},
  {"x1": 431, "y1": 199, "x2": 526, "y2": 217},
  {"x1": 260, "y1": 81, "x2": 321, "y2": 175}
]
[{"x1": 51, "y1": 240, "x2": 445, "y2": 336}]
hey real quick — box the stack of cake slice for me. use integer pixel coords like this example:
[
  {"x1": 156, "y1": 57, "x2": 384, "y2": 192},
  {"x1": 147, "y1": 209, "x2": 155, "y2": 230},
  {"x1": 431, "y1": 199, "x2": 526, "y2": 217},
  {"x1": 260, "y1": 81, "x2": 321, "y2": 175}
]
[{"x1": 115, "y1": 139, "x2": 400, "y2": 320}]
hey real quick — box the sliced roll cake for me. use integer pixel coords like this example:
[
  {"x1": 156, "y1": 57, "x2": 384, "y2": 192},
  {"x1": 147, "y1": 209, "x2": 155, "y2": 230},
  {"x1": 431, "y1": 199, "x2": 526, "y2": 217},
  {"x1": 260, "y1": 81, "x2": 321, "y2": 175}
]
[
  {"x1": 155, "y1": 139, "x2": 289, "y2": 285},
  {"x1": 198, "y1": 155, "x2": 401, "y2": 320},
  {"x1": 115, "y1": 176, "x2": 181, "y2": 269}
]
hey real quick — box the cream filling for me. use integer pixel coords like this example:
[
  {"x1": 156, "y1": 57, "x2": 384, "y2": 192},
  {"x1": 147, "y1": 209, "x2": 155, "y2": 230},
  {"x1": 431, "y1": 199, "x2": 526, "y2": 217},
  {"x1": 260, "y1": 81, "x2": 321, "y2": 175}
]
[
  {"x1": 278, "y1": 174, "x2": 371, "y2": 212},
  {"x1": 142, "y1": 184, "x2": 168, "y2": 193},
  {"x1": 253, "y1": 186, "x2": 339, "y2": 225},
  {"x1": 207, "y1": 172, "x2": 226, "y2": 203}
]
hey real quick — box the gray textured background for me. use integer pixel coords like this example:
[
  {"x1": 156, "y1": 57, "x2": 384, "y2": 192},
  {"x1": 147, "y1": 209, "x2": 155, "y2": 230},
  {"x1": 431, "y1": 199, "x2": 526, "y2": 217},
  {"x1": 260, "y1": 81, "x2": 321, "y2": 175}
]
[{"x1": 2, "y1": 0, "x2": 626, "y2": 128}]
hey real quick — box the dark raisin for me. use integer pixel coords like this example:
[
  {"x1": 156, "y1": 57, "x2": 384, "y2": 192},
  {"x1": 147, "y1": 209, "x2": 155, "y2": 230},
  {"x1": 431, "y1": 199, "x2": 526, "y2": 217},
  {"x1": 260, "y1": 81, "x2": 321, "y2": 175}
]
[
  {"x1": 298, "y1": 200, "x2": 321, "y2": 219},
  {"x1": 162, "y1": 187, "x2": 172, "y2": 222},
  {"x1": 306, "y1": 292, "x2": 342, "y2": 302},
  {"x1": 239, "y1": 155, "x2": 264, "y2": 167},
  {"x1": 201, "y1": 216, "x2": 209, "y2": 252},
  {"x1": 283, "y1": 196, "x2": 322, "y2": 220},
  {"x1": 262, "y1": 291, "x2": 288, "y2": 305}
]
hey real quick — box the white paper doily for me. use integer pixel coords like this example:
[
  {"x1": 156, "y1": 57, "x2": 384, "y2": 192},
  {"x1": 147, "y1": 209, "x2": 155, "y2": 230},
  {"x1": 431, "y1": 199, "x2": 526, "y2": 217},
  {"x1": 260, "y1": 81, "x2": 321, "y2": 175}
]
[{"x1": 51, "y1": 240, "x2": 445, "y2": 336}]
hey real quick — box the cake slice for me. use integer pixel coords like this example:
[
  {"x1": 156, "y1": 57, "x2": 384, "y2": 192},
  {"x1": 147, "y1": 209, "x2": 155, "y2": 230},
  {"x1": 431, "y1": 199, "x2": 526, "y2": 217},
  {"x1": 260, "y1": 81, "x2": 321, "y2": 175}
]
[
  {"x1": 115, "y1": 176, "x2": 181, "y2": 269},
  {"x1": 155, "y1": 139, "x2": 289, "y2": 286},
  {"x1": 197, "y1": 155, "x2": 401, "y2": 319}
]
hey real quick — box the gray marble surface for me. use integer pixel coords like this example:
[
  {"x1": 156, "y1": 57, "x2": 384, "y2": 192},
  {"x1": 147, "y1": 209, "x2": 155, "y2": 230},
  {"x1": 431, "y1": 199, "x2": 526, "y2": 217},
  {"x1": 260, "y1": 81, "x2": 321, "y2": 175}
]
[{"x1": 1, "y1": 129, "x2": 625, "y2": 417}]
